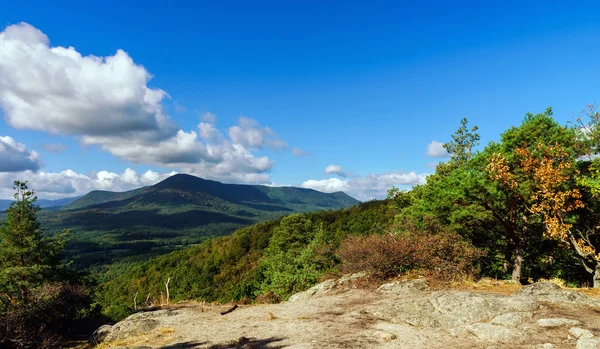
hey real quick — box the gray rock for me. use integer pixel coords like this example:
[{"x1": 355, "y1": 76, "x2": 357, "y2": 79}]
[
  {"x1": 465, "y1": 323, "x2": 516, "y2": 342},
  {"x1": 378, "y1": 279, "x2": 429, "y2": 294},
  {"x1": 338, "y1": 272, "x2": 367, "y2": 284},
  {"x1": 537, "y1": 318, "x2": 581, "y2": 328},
  {"x1": 371, "y1": 291, "x2": 537, "y2": 329},
  {"x1": 288, "y1": 279, "x2": 337, "y2": 302},
  {"x1": 517, "y1": 282, "x2": 588, "y2": 303},
  {"x1": 570, "y1": 327, "x2": 595, "y2": 340},
  {"x1": 89, "y1": 324, "x2": 113, "y2": 344},
  {"x1": 104, "y1": 318, "x2": 160, "y2": 342},
  {"x1": 577, "y1": 338, "x2": 600, "y2": 349},
  {"x1": 491, "y1": 312, "x2": 533, "y2": 327},
  {"x1": 536, "y1": 344, "x2": 555, "y2": 349},
  {"x1": 125, "y1": 309, "x2": 177, "y2": 320}
]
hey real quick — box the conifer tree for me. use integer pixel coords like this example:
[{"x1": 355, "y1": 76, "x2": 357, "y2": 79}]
[{"x1": 0, "y1": 181, "x2": 66, "y2": 305}]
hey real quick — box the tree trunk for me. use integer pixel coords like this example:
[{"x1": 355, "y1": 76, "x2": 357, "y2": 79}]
[
  {"x1": 512, "y1": 245, "x2": 523, "y2": 284},
  {"x1": 20, "y1": 286, "x2": 28, "y2": 304},
  {"x1": 594, "y1": 265, "x2": 600, "y2": 288},
  {"x1": 502, "y1": 246, "x2": 512, "y2": 275}
]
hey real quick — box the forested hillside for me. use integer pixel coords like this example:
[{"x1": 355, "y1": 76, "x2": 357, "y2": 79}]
[
  {"x1": 37, "y1": 174, "x2": 359, "y2": 269},
  {"x1": 96, "y1": 199, "x2": 391, "y2": 319}
]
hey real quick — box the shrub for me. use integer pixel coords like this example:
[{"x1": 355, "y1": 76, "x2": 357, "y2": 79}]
[
  {"x1": 0, "y1": 283, "x2": 92, "y2": 349},
  {"x1": 337, "y1": 231, "x2": 485, "y2": 281}
]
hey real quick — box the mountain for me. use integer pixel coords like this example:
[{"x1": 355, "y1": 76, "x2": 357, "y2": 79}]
[
  {"x1": 40, "y1": 174, "x2": 359, "y2": 269},
  {"x1": 0, "y1": 196, "x2": 80, "y2": 211}
]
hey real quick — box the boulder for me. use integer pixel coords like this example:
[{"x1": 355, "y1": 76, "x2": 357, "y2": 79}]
[
  {"x1": 570, "y1": 327, "x2": 595, "y2": 340},
  {"x1": 288, "y1": 279, "x2": 337, "y2": 302},
  {"x1": 104, "y1": 318, "x2": 159, "y2": 342},
  {"x1": 577, "y1": 338, "x2": 600, "y2": 349},
  {"x1": 378, "y1": 279, "x2": 429, "y2": 295},
  {"x1": 516, "y1": 282, "x2": 588, "y2": 303},
  {"x1": 537, "y1": 318, "x2": 581, "y2": 328},
  {"x1": 89, "y1": 324, "x2": 113, "y2": 344},
  {"x1": 337, "y1": 272, "x2": 367, "y2": 284}
]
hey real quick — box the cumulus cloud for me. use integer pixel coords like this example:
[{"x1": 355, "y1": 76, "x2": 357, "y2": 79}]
[
  {"x1": 0, "y1": 136, "x2": 41, "y2": 172},
  {"x1": 0, "y1": 23, "x2": 177, "y2": 144},
  {"x1": 0, "y1": 23, "x2": 286, "y2": 183},
  {"x1": 0, "y1": 168, "x2": 176, "y2": 199},
  {"x1": 43, "y1": 143, "x2": 68, "y2": 153},
  {"x1": 228, "y1": 116, "x2": 287, "y2": 150},
  {"x1": 302, "y1": 171, "x2": 429, "y2": 201},
  {"x1": 324, "y1": 164, "x2": 346, "y2": 177},
  {"x1": 200, "y1": 112, "x2": 217, "y2": 124},
  {"x1": 198, "y1": 122, "x2": 222, "y2": 142},
  {"x1": 302, "y1": 178, "x2": 350, "y2": 193},
  {"x1": 426, "y1": 140, "x2": 449, "y2": 158}
]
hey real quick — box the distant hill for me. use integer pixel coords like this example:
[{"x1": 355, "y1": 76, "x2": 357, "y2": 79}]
[
  {"x1": 0, "y1": 196, "x2": 80, "y2": 211},
  {"x1": 40, "y1": 174, "x2": 359, "y2": 269}
]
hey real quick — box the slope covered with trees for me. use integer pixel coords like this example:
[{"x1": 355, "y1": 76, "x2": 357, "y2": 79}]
[{"x1": 96, "y1": 199, "x2": 392, "y2": 319}]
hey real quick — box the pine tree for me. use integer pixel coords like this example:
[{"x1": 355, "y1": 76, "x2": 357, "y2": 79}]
[{"x1": 0, "y1": 181, "x2": 66, "y2": 306}]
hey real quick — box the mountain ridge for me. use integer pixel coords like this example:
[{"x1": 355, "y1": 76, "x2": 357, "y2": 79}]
[{"x1": 41, "y1": 173, "x2": 359, "y2": 269}]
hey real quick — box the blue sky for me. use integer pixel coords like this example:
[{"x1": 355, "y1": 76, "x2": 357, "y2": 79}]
[{"x1": 1, "y1": 1, "x2": 600, "y2": 200}]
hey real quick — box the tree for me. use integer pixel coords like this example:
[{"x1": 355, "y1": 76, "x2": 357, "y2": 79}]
[
  {"x1": 0, "y1": 181, "x2": 66, "y2": 305},
  {"x1": 482, "y1": 108, "x2": 580, "y2": 282},
  {"x1": 443, "y1": 117, "x2": 481, "y2": 168}
]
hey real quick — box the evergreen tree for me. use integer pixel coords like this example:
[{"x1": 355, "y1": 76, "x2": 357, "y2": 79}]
[{"x1": 0, "y1": 181, "x2": 66, "y2": 306}]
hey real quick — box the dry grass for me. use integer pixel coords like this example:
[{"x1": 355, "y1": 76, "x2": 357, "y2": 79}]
[{"x1": 577, "y1": 288, "x2": 600, "y2": 298}]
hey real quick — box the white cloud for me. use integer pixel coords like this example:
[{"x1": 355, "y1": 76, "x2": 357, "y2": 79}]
[
  {"x1": 302, "y1": 178, "x2": 350, "y2": 193},
  {"x1": 0, "y1": 23, "x2": 177, "y2": 144},
  {"x1": 198, "y1": 122, "x2": 222, "y2": 142},
  {"x1": 0, "y1": 168, "x2": 176, "y2": 199},
  {"x1": 427, "y1": 140, "x2": 449, "y2": 158},
  {"x1": 0, "y1": 136, "x2": 41, "y2": 172},
  {"x1": 200, "y1": 112, "x2": 216, "y2": 124},
  {"x1": 302, "y1": 171, "x2": 429, "y2": 201},
  {"x1": 324, "y1": 164, "x2": 346, "y2": 177},
  {"x1": 0, "y1": 23, "x2": 286, "y2": 183},
  {"x1": 228, "y1": 116, "x2": 287, "y2": 150}
]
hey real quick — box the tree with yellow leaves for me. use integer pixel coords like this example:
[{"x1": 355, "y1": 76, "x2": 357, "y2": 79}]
[{"x1": 487, "y1": 143, "x2": 596, "y2": 284}]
